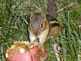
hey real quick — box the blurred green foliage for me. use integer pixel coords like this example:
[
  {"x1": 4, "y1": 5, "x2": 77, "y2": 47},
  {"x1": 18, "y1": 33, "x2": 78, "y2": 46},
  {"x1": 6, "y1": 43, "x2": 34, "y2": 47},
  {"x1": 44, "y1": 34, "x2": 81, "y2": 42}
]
[{"x1": 0, "y1": 0, "x2": 81, "y2": 61}]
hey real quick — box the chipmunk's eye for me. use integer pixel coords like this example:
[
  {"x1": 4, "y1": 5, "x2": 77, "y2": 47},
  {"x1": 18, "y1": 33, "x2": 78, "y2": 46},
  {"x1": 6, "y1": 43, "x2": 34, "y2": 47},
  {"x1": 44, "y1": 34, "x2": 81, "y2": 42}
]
[{"x1": 41, "y1": 23, "x2": 43, "y2": 28}]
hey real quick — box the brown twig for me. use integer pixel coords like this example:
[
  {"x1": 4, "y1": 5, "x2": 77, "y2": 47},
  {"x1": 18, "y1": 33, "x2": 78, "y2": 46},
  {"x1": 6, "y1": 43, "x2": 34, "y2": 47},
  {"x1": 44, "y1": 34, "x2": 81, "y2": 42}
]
[{"x1": 57, "y1": 3, "x2": 77, "y2": 13}]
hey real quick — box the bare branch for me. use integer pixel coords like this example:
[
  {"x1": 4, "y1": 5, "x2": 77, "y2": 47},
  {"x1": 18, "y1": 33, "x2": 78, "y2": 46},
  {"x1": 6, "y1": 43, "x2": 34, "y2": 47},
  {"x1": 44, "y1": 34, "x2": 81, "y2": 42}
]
[{"x1": 57, "y1": 3, "x2": 77, "y2": 13}]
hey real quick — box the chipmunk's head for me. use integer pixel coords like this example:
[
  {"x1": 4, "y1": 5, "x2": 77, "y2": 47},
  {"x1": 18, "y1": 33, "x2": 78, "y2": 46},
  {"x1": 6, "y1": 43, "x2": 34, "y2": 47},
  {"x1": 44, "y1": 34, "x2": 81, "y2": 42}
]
[{"x1": 29, "y1": 10, "x2": 46, "y2": 34}]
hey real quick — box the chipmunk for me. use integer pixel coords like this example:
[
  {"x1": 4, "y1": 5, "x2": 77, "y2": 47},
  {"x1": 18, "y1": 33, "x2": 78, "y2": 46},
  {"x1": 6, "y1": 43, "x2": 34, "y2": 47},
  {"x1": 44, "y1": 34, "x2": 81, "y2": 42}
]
[{"x1": 28, "y1": 10, "x2": 49, "y2": 46}]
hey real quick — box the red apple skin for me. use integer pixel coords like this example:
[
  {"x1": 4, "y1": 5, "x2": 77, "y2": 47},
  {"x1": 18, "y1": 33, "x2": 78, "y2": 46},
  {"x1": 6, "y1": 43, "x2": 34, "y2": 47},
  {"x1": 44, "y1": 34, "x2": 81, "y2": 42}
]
[{"x1": 6, "y1": 47, "x2": 40, "y2": 61}]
